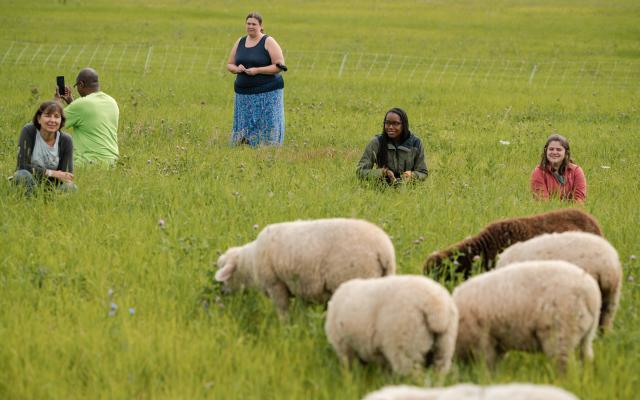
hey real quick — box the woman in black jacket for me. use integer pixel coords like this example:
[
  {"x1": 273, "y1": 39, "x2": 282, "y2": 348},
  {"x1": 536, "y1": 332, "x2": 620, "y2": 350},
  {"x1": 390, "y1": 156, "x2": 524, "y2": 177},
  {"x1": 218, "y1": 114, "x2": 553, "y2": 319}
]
[
  {"x1": 356, "y1": 107, "x2": 428, "y2": 184},
  {"x1": 14, "y1": 101, "x2": 76, "y2": 194}
]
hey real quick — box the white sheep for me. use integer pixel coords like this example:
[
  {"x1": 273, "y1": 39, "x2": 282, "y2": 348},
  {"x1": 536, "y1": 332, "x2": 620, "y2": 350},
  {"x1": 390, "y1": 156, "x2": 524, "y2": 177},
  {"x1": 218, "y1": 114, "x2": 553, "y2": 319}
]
[
  {"x1": 215, "y1": 218, "x2": 396, "y2": 316},
  {"x1": 325, "y1": 275, "x2": 458, "y2": 375},
  {"x1": 363, "y1": 383, "x2": 579, "y2": 400},
  {"x1": 453, "y1": 260, "x2": 600, "y2": 370},
  {"x1": 496, "y1": 231, "x2": 622, "y2": 331}
]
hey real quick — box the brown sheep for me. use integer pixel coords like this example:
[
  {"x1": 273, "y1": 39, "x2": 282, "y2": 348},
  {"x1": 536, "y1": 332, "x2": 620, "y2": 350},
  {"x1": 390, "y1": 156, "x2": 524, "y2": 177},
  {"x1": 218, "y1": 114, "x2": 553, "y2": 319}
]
[{"x1": 423, "y1": 208, "x2": 602, "y2": 279}]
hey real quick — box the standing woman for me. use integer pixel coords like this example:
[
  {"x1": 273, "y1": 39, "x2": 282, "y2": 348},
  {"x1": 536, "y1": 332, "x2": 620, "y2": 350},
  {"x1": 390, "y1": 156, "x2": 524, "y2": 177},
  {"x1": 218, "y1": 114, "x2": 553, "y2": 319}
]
[
  {"x1": 357, "y1": 108, "x2": 428, "y2": 184},
  {"x1": 227, "y1": 12, "x2": 286, "y2": 146},
  {"x1": 14, "y1": 101, "x2": 76, "y2": 194},
  {"x1": 530, "y1": 133, "x2": 586, "y2": 202}
]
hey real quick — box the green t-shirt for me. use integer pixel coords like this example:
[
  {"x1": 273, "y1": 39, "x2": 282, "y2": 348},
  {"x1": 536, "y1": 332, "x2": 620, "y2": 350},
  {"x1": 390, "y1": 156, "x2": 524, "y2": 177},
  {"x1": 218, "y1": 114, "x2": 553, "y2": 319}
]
[{"x1": 64, "y1": 91, "x2": 119, "y2": 165}]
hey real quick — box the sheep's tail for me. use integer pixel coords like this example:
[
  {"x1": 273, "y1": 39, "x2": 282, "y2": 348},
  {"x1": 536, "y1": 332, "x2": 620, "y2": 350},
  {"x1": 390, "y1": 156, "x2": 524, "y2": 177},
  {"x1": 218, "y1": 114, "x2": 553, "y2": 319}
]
[
  {"x1": 419, "y1": 295, "x2": 454, "y2": 334},
  {"x1": 560, "y1": 208, "x2": 604, "y2": 236},
  {"x1": 377, "y1": 249, "x2": 396, "y2": 276},
  {"x1": 586, "y1": 217, "x2": 603, "y2": 236}
]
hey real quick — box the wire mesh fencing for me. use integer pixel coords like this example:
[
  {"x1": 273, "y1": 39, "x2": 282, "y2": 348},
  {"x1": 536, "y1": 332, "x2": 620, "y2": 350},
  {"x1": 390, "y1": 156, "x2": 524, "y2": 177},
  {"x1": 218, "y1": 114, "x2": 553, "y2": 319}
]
[{"x1": 1, "y1": 41, "x2": 638, "y2": 90}]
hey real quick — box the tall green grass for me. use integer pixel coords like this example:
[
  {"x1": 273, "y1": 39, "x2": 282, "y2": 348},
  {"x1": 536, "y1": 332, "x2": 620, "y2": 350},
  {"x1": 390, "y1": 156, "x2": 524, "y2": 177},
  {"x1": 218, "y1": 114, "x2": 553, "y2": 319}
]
[{"x1": 1, "y1": 0, "x2": 639, "y2": 399}]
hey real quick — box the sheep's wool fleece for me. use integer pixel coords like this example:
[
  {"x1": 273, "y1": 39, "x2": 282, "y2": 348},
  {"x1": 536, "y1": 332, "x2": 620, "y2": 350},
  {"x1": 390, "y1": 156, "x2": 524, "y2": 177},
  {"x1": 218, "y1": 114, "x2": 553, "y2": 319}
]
[
  {"x1": 363, "y1": 383, "x2": 579, "y2": 400},
  {"x1": 251, "y1": 218, "x2": 396, "y2": 299},
  {"x1": 216, "y1": 218, "x2": 396, "y2": 314},
  {"x1": 496, "y1": 231, "x2": 622, "y2": 330},
  {"x1": 326, "y1": 275, "x2": 457, "y2": 375},
  {"x1": 453, "y1": 261, "x2": 600, "y2": 362},
  {"x1": 424, "y1": 208, "x2": 602, "y2": 276}
]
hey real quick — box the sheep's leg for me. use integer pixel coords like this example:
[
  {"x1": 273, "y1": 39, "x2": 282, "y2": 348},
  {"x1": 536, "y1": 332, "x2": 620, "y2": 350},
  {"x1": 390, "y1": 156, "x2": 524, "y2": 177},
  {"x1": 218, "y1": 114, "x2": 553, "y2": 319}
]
[
  {"x1": 338, "y1": 346, "x2": 356, "y2": 368},
  {"x1": 600, "y1": 288, "x2": 619, "y2": 332},
  {"x1": 599, "y1": 302, "x2": 611, "y2": 332},
  {"x1": 551, "y1": 349, "x2": 570, "y2": 372},
  {"x1": 385, "y1": 349, "x2": 418, "y2": 376},
  {"x1": 579, "y1": 333, "x2": 594, "y2": 362},
  {"x1": 579, "y1": 317, "x2": 598, "y2": 362},
  {"x1": 431, "y1": 331, "x2": 455, "y2": 373},
  {"x1": 477, "y1": 334, "x2": 498, "y2": 369},
  {"x1": 540, "y1": 334, "x2": 574, "y2": 372},
  {"x1": 482, "y1": 347, "x2": 498, "y2": 369},
  {"x1": 267, "y1": 281, "x2": 291, "y2": 319}
]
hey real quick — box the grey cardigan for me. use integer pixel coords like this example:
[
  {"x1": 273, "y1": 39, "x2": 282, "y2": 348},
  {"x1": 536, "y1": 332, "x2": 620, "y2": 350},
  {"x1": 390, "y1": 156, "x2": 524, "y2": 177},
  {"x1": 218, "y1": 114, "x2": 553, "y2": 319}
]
[{"x1": 16, "y1": 123, "x2": 74, "y2": 180}]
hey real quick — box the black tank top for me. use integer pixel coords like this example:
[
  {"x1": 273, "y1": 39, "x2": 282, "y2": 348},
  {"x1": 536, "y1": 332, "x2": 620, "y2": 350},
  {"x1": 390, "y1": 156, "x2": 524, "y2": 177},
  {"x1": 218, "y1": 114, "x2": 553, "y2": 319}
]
[{"x1": 234, "y1": 35, "x2": 284, "y2": 95}]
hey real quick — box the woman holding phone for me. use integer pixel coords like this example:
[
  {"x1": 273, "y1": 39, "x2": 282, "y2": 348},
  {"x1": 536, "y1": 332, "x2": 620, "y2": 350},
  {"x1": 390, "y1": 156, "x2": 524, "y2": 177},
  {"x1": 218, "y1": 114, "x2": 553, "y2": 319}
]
[
  {"x1": 13, "y1": 101, "x2": 77, "y2": 194},
  {"x1": 226, "y1": 12, "x2": 286, "y2": 146}
]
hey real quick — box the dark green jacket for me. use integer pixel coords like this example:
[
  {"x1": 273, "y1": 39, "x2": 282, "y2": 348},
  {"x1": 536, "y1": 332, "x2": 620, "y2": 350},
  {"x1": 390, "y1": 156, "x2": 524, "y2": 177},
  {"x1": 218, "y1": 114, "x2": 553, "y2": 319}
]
[{"x1": 356, "y1": 133, "x2": 428, "y2": 181}]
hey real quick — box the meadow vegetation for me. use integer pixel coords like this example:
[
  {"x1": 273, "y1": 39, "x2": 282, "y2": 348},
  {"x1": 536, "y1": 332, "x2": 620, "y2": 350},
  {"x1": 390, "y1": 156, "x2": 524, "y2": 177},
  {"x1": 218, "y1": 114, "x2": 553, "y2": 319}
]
[{"x1": 0, "y1": 0, "x2": 639, "y2": 398}]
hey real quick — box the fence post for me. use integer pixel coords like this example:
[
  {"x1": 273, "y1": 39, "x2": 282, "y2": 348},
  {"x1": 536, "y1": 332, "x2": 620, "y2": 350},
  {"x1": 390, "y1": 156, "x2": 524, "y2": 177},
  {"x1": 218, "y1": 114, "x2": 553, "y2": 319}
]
[
  {"x1": 116, "y1": 44, "x2": 128, "y2": 71},
  {"x1": 338, "y1": 53, "x2": 348, "y2": 78},
  {"x1": 56, "y1": 45, "x2": 72, "y2": 69},
  {"x1": 144, "y1": 46, "x2": 153, "y2": 74},
  {"x1": 14, "y1": 43, "x2": 29, "y2": 66},
  {"x1": 103, "y1": 44, "x2": 114, "y2": 71},
  {"x1": 1, "y1": 41, "x2": 15, "y2": 65},
  {"x1": 528, "y1": 64, "x2": 538, "y2": 85}
]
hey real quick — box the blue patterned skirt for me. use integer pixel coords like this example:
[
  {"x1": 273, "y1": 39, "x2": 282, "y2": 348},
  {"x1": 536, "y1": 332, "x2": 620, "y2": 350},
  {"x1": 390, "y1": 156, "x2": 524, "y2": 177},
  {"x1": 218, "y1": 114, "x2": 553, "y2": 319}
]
[{"x1": 232, "y1": 89, "x2": 284, "y2": 146}]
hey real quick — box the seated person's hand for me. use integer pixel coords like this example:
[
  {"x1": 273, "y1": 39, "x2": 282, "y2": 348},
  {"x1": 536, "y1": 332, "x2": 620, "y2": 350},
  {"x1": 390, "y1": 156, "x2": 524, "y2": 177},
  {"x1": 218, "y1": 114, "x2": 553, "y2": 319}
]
[
  {"x1": 50, "y1": 170, "x2": 74, "y2": 183},
  {"x1": 382, "y1": 167, "x2": 396, "y2": 183},
  {"x1": 401, "y1": 171, "x2": 413, "y2": 180}
]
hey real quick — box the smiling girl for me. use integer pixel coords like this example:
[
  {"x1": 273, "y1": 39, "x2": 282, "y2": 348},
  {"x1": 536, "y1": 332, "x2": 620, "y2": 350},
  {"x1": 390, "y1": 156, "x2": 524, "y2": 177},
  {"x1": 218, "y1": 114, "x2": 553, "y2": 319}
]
[{"x1": 530, "y1": 134, "x2": 586, "y2": 202}]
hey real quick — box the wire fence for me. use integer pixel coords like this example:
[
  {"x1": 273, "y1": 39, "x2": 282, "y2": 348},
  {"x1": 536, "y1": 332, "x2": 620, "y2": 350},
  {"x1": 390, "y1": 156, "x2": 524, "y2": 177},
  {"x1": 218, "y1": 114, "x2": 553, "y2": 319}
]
[{"x1": 1, "y1": 41, "x2": 638, "y2": 90}]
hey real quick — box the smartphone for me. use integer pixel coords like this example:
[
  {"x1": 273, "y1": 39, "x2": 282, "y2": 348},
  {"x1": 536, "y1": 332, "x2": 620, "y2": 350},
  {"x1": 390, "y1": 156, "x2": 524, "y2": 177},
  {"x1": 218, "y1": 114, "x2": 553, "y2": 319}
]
[{"x1": 56, "y1": 76, "x2": 65, "y2": 95}]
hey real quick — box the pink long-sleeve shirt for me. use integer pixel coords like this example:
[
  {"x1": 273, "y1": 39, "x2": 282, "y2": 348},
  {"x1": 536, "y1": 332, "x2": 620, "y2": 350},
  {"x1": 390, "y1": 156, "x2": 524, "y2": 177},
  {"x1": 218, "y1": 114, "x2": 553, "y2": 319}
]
[{"x1": 530, "y1": 163, "x2": 587, "y2": 203}]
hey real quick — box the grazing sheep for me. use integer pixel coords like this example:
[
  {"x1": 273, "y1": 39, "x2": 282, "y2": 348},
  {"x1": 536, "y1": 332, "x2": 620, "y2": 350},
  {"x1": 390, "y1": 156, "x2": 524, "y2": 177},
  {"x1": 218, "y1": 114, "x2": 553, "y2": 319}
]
[
  {"x1": 215, "y1": 218, "x2": 396, "y2": 316},
  {"x1": 325, "y1": 275, "x2": 458, "y2": 375},
  {"x1": 363, "y1": 383, "x2": 579, "y2": 400},
  {"x1": 453, "y1": 260, "x2": 600, "y2": 370},
  {"x1": 423, "y1": 208, "x2": 602, "y2": 278},
  {"x1": 496, "y1": 231, "x2": 622, "y2": 332}
]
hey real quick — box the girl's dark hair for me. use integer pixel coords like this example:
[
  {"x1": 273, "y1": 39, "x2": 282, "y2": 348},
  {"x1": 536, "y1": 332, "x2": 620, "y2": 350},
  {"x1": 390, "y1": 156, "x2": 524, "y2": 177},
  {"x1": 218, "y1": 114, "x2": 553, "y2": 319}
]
[
  {"x1": 540, "y1": 133, "x2": 572, "y2": 175},
  {"x1": 246, "y1": 12, "x2": 264, "y2": 33},
  {"x1": 376, "y1": 107, "x2": 410, "y2": 169},
  {"x1": 33, "y1": 101, "x2": 65, "y2": 130}
]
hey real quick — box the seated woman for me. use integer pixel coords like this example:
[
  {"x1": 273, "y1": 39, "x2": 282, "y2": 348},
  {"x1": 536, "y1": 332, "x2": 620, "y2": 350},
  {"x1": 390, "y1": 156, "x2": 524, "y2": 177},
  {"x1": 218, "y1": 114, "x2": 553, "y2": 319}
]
[
  {"x1": 14, "y1": 101, "x2": 76, "y2": 195},
  {"x1": 357, "y1": 107, "x2": 428, "y2": 184},
  {"x1": 530, "y1": 133, "x2": 585, "y2": 202}
]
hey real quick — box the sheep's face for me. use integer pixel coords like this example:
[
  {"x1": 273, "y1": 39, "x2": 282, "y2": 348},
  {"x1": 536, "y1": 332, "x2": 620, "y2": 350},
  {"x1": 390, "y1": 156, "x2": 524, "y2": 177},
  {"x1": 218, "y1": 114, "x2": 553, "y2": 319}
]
[
  {"x1": 215, "y1": 247, "x2": 251, "y2": 291},
  {"x1": 425, "y1": 251, "x2": 474, "y2": 280},
  {"x1": 424, "y1": 252, "x2": 444, "y2": 274}
]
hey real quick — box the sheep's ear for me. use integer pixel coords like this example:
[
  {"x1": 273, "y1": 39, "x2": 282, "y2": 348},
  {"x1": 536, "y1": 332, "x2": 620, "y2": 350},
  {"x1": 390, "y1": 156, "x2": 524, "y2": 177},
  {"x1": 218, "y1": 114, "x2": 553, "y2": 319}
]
[{"x1": 215, "y1": 261, "x2": 237, "y2": 282}]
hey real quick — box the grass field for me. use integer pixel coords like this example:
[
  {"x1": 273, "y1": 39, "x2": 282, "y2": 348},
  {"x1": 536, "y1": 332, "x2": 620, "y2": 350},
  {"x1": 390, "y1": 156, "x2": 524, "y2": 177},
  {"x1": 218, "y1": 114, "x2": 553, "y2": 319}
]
[{"x1": 1, "y1": 0, "x2": 639, "y2": 399}]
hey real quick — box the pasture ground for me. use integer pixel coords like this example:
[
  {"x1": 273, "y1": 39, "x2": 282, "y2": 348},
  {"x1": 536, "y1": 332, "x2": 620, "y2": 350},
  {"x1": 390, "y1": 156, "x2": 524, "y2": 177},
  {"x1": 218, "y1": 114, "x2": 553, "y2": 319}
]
[{"x1": 1, "y1": 0, "x2": 639, "y2": 399}]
